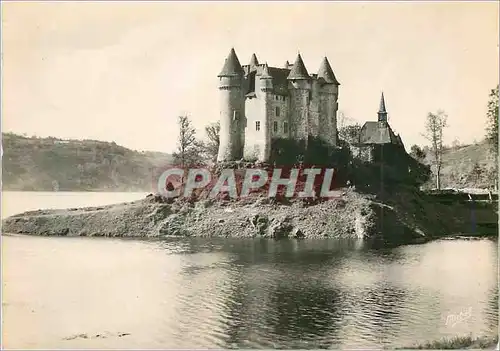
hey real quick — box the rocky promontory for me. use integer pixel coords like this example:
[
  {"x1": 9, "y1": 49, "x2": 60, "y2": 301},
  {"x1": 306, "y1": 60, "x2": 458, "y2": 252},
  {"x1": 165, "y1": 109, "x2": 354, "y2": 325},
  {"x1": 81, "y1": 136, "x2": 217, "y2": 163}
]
[{"x1": 3, "y1": 187, "x2": 497, "y2": 242}]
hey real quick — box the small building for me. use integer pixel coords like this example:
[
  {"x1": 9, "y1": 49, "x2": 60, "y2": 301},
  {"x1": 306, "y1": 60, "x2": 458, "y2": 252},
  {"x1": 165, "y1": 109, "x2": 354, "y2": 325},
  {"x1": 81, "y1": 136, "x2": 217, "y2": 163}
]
[{"x1": 351, "y1": 93, "x2": 405, "y2": 163}]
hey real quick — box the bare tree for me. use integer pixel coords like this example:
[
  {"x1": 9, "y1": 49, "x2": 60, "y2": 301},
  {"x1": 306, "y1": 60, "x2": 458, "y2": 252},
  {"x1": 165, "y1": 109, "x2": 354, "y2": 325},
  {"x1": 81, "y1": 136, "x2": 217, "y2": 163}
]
[
  {"x1": 203, "y1": 121, "x2": 220, "y2": 162},
  {"x1": 338, "y1": 111, "x2": 355, "y2": 129},
  {"x1": 486, "y1": 85, "x2": 499, "y2": 149},
  {"x1": 172, "y1": 115, "x2": 202, "y2": 168},
  {"x1": 485, "y1": 85, "x2": 498, "y2": 187},
  {"x1": 423, "y1": 110, "x2": 448, "y2": 190},
  {"x1": 338, "y1": 111, "x2": 347, "y2": 129}
]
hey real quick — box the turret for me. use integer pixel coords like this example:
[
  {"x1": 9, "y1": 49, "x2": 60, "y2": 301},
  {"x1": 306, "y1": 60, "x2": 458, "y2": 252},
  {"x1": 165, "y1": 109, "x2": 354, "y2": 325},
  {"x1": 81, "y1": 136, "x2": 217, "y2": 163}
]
[
  {"x1": 249, "y1": 53, "x2": 259, "y2": 68},
  {"x1": 287, "y1": 53, "x2": 310, "y2": 81},
  {"x1": 287, "y1": 53, "x2": 311, "y2": 91},
  {"x1": 217, "y1": 48, "x2": 245, "y2": 162},
  {"x1": 259, "y1": 63, "x2": 273, "y2": 91},
  {"x1": 287, "y1": 53, "x2": 311, "y2": 143},
  {"x1": 317, "y1": 57, "x2": 340, "y2": 85},
  {"x1": 378, "y1": 92, "x2": 388, "y2": 122},
  {"x1": 317, "y1": 57, "x2": 340, "y2": 146},
  {"x1": 252, "y1": 63, "x2": 273, "y2": 162}
]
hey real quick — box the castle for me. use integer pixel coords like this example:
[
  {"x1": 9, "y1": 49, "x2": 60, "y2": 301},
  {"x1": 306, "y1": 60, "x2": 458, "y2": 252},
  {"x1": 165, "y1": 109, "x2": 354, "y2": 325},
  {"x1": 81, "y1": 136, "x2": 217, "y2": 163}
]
[
  {"x1": 217, "y1": 48, "x2": 340, "y2": 162},
  {"x1": 216, "y1": 48, "x2": 404, "y2": 163}
]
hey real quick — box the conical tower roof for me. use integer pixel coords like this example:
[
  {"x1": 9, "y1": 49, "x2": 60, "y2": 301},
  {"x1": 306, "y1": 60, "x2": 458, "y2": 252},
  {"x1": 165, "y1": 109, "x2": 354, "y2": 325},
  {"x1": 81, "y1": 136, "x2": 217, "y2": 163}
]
[
  {"x1": 249, "y1": 53, "x2": 259, "y2": 66},
  {"x1": 218, "y1": 48, "x2": 243, "y2": 77},
  {"x1": 287, "y1": 53, "x2": 310, "y2": 80},
  {"x1": 260, "y1": 63, "x2": 272, "y2": 79},
  {"x1": 317, "y1": 57, "x2": 340, "y2": 85}
]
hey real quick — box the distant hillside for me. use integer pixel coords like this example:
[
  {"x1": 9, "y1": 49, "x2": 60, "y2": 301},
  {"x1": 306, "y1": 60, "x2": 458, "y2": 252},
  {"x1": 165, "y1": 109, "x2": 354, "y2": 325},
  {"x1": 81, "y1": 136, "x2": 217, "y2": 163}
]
[
  {"x1": 1, "y1": 133, "x2": 172, "y2": 192},
  {"x1": 421, "y1": 140, "x2": 497, "y2": 190}
]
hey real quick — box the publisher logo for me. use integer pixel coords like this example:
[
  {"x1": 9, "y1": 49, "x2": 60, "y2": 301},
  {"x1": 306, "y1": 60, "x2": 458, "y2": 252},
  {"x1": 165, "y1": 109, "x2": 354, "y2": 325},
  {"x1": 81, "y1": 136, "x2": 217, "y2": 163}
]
[
  {"x1": 444, "y1": 307, "x2": 472, "y2": 327},
  {"x1": 152, "y1": 164, "x2": 341, "y2": 200}
]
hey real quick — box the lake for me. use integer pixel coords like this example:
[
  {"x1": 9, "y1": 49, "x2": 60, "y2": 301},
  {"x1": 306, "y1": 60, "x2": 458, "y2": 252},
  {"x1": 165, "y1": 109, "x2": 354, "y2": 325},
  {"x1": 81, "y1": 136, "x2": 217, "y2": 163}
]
[{"x1": 1, "y1": 191, "x2": 498, "y2": 349}]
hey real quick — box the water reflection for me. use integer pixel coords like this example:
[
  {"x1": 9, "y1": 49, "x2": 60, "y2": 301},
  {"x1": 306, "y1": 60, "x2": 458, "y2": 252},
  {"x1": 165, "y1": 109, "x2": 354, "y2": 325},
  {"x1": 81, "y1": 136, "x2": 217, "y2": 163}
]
[
  {"x1": 2, "y1": 235, "x2": 497, "y2": 349},
  {"x1": 265, "y1": 284, "x2": 340, "y2": 349}
]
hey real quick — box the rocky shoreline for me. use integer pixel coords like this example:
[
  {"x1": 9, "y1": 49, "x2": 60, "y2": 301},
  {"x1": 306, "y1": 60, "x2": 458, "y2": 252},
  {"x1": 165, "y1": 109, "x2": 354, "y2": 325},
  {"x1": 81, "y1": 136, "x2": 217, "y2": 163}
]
[{"x1": 2, "y1": 188, "x2": 497, "y2": 242}]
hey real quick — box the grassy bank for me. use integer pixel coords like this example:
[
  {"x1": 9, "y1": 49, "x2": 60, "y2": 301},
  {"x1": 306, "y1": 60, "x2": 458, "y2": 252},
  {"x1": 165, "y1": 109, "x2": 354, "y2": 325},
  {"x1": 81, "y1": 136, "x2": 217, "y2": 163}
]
[{"x1": 399, "y1": 335, "x2": 498, "y2": 349}]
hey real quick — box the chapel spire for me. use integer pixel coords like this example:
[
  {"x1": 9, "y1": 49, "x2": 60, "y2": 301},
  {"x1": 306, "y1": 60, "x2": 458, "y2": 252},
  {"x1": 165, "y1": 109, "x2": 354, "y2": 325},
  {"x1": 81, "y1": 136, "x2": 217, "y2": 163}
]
[{"x1": 378, "y1": 92, "x2": 388, "y2": 122}]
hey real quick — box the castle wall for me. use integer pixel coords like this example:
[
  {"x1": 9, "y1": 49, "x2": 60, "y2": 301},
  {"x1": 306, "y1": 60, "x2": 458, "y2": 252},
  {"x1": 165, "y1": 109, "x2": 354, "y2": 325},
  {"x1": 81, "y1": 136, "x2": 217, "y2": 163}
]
[
  {"x1": 288, "y1": 81, "x2": 310, "y2": 143},
  {"x1": 243, "y1": 78, "x2": 271, "y2": 161},
  {"x1": 330, "y1": 85, "x2": 339, "y2": 146},
  {"x1": 243, "y1": 96, "x2": 264, "y2": 161},
  {"x1": 308, "y1": 80, "x2": 321, "y2": 138},
  {"x1": 316, "y1": 84, "x2": 338, "y2": 146},
  {"x1": 270, "y1": 94, "x2": 290, "y2": 139}
]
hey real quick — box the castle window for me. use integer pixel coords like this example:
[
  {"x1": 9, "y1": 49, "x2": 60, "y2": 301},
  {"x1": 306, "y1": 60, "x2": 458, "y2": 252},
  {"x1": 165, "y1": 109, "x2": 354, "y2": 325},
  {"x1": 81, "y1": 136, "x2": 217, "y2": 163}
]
[
  {"x1": 255, "y1": 121, "x2": 261, "y2": 131},
  {"x1": 275, "y1": 106, "x2": 280, "y2": 117},
  {"x1": 248, "y1": 72, "x2": 256, "y2": 93},
  {"x1": 283, "y1": 122, "x2": 289, "y2": 133},
  {"x1": 273, "y1": 121, "x2": 278, "y2": 133}
]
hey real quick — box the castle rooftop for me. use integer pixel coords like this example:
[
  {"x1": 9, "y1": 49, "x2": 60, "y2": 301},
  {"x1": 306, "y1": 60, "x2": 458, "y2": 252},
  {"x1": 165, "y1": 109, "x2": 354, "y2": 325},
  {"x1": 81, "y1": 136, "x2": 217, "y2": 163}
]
[
  {"x1": 249, "y1": 53, "x2": 259, "y2": 67},
  {"x1": 287, "y1": 54, "x2": 310, "y2": 80},
  {"x1": 218, "y1": 48, "x2": 243, "y2": 77},
  {"x1": 317, "y1": 57, "x2": 340, "y2": 85}
]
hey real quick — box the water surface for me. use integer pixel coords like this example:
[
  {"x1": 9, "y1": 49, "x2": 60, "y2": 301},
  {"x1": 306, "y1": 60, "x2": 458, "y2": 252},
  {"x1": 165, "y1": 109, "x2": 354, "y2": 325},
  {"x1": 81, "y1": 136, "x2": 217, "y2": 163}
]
[{"x1": 1, "y1": 191, "x2": 498, "y2": 349}]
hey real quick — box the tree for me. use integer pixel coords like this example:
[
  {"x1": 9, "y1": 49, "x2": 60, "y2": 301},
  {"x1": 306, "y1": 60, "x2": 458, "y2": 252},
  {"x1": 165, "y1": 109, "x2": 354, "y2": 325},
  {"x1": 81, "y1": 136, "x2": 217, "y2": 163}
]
[
  {"x1": 423, "y1": 110, "x2": 448, "y2": 190},
  {"x1": 202, "y1": 121, "x2": 220, "y2": 162},
  {"x1": 409, "y1": 144, "x2": 426, "y2": 161},
  {"x1": 470, "y1": 162, "x2": 484, "y2": 185},
  {"x1": 172, "y1": 115, "x2": 203, "y2": 168},
  {"x1": 486, "y1": 85, "x2": 499, "y2": 147},
  {"x1": 338, "y1": 111, "x2": 348, "y2": 129},
  {"x1": 485, "y1": 85, "x2": 498, "y2": 184},
  {"x1": 451, "y1": 139, "x2": 462, "y2": 149},
  {"x1": 338, "y1": 123, "x2": 362, "y2": 145}
]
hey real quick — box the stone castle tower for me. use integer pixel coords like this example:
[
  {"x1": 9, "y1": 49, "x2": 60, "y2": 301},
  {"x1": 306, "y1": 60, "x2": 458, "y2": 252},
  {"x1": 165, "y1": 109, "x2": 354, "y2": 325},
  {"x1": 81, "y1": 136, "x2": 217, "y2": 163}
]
[{"x1": 217, "y1": 48, "x2": 340, "y2": 162}]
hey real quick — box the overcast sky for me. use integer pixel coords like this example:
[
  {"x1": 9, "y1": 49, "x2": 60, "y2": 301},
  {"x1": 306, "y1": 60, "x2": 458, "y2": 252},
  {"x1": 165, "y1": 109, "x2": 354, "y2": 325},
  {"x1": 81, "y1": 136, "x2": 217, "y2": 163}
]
[{"x1": 2, "y1": 1, "x2": 499, "y2": 153}]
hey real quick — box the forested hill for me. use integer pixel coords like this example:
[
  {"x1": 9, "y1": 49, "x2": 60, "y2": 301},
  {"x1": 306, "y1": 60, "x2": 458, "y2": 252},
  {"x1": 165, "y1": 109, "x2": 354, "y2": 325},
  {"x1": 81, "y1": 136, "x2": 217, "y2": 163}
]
[
  {"x1": 421, "y1": 140, "x2": 498, "y2": 190},
  {"x1": 1, "y1": 133, "x2": 172, "y2": 192}
]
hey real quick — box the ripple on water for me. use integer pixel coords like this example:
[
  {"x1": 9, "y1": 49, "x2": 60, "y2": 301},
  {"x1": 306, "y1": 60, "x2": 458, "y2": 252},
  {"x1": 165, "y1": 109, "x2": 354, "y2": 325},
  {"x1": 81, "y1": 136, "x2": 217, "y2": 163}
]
[{"x1": 2, "y1": 236, "x2": 498, "y2": 349}]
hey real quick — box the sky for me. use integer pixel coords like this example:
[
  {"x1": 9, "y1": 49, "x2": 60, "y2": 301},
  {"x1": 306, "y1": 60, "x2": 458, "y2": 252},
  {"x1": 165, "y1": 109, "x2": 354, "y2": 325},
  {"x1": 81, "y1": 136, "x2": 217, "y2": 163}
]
[{"x1": 2, "y1": 1, "x2": 499, "y2": 154}]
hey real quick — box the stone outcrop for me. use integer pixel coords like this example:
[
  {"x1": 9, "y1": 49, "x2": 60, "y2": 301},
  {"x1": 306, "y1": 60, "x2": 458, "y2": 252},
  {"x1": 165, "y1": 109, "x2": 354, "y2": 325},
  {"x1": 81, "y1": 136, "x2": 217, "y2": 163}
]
[{"x1": 3, "y1": 188, "x2": 497, "y2": 242}]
